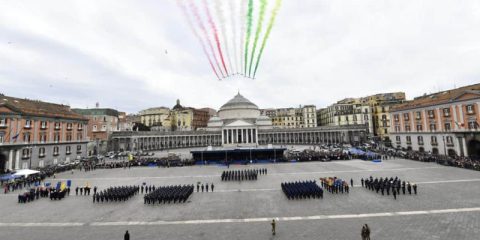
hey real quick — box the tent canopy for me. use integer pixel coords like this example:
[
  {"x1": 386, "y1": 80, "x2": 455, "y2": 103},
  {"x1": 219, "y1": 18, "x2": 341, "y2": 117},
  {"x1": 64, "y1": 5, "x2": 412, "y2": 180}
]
[{"x1": 12, "y1": 169, "x2": 40, "y2": 178}]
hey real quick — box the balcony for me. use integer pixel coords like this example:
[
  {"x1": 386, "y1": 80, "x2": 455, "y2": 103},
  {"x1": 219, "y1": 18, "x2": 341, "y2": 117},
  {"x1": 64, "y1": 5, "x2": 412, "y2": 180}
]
[
  {"x1": 66, "y1": 151, "x2": 71, "y2": 155},
  {"x1": 406, "y1": 141, "x2": 412, "y2": 145},
  {"x1": 24, "y1": 125, "x2": 32, "y2": 129},
  {"x1": 418, "y1": 141, "x2": 424, "y2": 146},
  {"x1": 0, "y1": 124, "x2": 7, "y2": 129},
  {"x1": 40, "y1": 125, "x2": 47, "y2": 130},
  {"x1": 54, "y1": 126, "x2": 61, "y2": 131},
  {"x1": 53, "y1": 152, "x2": 59, "y2": 156},
  {"x1": 67, "y1": 126, "x2": 73, "y2": 131},
  {"x1": 431, "y1": 142, "x2": 438, "y2": 146},
  {"x1": 39, "y1": 153, "x2": 45, "y2": 158},
  {"x1": 446, "y1": 142, "x2": 454, "y2": 147}
]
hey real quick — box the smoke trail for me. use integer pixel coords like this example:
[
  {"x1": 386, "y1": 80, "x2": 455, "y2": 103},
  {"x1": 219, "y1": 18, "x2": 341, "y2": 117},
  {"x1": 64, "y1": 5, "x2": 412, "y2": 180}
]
[
  {"x1": 239, "y1": 0, "x2": 246, "y2": 75},
  {"x1": 228, "y1": 0, "x2": 238, "y2": 75},
  {"x1": 189, "y1": 0, "x2": 225, "y2": 77},
  {"x1": 253, "y1": 0, "x2": 282, "y2": 78},
  {"x1": 178, "y1": 1, "x2": 221, "y2": 79},
  {"x1": 244, "y1": 0, "x2": 253, "y2": 76},
  {"x1": 215, "y1": 0, "x2": 234, "y2": 75},
  {"x1": 248, "y1": 0, "x2": 267, "y2": 77},
  {"x1": 203, "y1": 0, "x2": 229, "y2": 76}
]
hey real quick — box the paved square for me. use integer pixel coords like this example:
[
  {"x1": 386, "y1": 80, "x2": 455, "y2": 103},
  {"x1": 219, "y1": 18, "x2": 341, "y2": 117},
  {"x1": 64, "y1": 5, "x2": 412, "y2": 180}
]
[{"x1": 1, "y1": 158, "x2": 479, "y2": 240}]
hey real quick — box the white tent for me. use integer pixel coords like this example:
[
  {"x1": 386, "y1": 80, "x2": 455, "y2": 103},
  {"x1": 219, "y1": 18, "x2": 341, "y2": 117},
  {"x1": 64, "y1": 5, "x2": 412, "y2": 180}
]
[{"x1": 12, "y1": 169, "x2": 40, "y2": 178}]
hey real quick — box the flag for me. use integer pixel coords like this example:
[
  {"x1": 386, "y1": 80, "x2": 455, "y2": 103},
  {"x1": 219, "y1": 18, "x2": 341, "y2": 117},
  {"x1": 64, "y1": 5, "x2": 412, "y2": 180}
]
[{"x1": 11, "y1": 132, "x2": 19, "y2": 142}]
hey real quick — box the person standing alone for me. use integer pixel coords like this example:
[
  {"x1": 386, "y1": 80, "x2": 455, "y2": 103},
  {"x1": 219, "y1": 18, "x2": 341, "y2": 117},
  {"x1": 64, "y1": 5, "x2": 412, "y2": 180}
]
[
  {"x1": 124, "y1": 230, "x2": 130, "y2": 240},
  {"x1": 271, "y1": 219, "x2": 276, "y2": 235}
]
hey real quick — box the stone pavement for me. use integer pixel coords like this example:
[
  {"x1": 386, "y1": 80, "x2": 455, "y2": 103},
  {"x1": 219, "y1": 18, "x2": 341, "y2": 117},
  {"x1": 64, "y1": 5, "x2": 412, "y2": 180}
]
[{"x1": 1, "y1": 159, "x2": 479, "y2": 240}]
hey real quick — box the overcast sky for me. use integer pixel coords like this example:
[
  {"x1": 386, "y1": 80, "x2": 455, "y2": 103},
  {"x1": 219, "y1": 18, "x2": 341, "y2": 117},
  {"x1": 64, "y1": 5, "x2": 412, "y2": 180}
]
[{"x1": 1, "y1": 0, "x2": 479, "y2": 113}]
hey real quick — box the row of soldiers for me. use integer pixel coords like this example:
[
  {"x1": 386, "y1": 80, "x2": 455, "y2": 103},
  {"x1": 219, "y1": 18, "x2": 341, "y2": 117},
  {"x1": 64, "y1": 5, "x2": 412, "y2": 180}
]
[
  {"x1": 144, "y1": 185, "x2": 194, "y2": 204},
  {"x1": 281, "y1": 181, "x2": 324, "y2": 200},
  {"x1": 141, "y1": 185, "x2": 156, "y2": 194},
  {"x1": 319, "y1": 177, "x2": 350, "y2": 194},
  {"x1": 50, "y1": 189, "x2": 67, "y2": 200},
  {"x1": 362, "y1": 176, "x2": 418, "y2": 199},
  {"x1": 75, "y1": 186, "x2": 93, "y2": 196},
  {"x1": 93, "y1": 186, "x2": 139, "y2": 203},
  {"x1": 221, "y1": 168, "x2": 266, "y2": 181},
  {"x1": 196, "y1": 183, "x2": 214, "y2": 192}
]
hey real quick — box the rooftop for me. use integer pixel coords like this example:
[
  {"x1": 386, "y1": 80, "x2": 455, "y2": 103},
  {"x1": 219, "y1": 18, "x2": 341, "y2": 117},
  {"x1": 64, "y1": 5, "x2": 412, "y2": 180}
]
[{"x1": 0, "y1": 95, "x2": 87, "y2": 120}]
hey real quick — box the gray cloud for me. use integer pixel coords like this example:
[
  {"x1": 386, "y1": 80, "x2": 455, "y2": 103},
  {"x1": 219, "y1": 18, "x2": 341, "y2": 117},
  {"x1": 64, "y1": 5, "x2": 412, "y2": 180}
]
[{"x1": 0, "y1": 0, "x2": 479, "y2": 113}]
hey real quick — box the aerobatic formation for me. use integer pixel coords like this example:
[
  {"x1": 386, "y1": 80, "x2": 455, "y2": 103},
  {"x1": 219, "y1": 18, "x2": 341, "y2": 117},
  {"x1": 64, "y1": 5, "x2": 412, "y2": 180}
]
[{"x1": 178, "y1": 0, "x2": 282, "y2": 80}]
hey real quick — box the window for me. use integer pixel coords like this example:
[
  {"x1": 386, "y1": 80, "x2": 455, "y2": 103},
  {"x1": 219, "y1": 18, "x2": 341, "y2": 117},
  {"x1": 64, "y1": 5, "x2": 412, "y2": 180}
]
[
  {"x1": 394, "y1": 114, "x2": 399, "y2": 122},
  {"x1": 466, "y1": 105, "x2": 475, "y2": 114},
  {"x1": 103, "y1": 116, "x2": 107, "y2": 122},
  {"x1": 66, "y1": 146, "x2": 71, "y2": 155},
  {"x1": 405, "y1": 125, "x2": 411, "y2": 132},
  {"x1": 67, "y1": 123, "x2": 73, "y2": 130},
  {"x1": 418, "y1": 136, "x2": 424, "y2": 145},
  {"x1": 22, "y1": 148, "x2": 30, "y2": 158},
  {"x1": 431, "y1": 136, "x2": 438, "y2": 145},
  {"x1": 384, "y1": 129, "x2": 388, "y2": 134},
  {"x1": 78, "y1": 123, "x2": 83, "y2": 130},
  {"x1": 468, "y1": 121, "x2": 478, "y2": 129},
  {"x1": 53, "y1": 146, "x2": 59, "y2": 156},
  {"x1": 428, "y1": 110, "x2": 435, "y2": 119},
  {"x1": 403, "y1": 113, "x2": 410, "y2": 121},
  {"x1": 395, "y1": 136, "x2": 401, "y2": 143},
  {"x1": 395, "y1": 126, "x2": 401, "y2": 132},
  {"x1": 76, "y1": 145, "x2": 82, "y2": 153},
  {"x1": 54, "y1": 133, "x2": 60, "y2": 143},
  {"x1": 443, "y1": 108, "x2": 450, "y2": 117},
  {"x1": 446, "y1": 136, "x2": 453, "y2": 145},
  {"x1": 40, "y1": 121, "x2": 48, "y2": 129},
  {"x1": 406, "y1": 136, "x2": 412, "y2": 144},
  {"x1": 444, "y1": 123, "x2": 451, "y2": 131},
  {"x1": 0, "y1": 133, "x2": 4, "y2": 143},
  {"x1": 416, "y1": 124, "x2": 423, "y2": 132},
  {"x1": 415, "y1": 112, "x2": 421, "y2": 120},
  {"x1": 23, "y1": 133, "x2": 31, "y2": 143},
  {"x1": 54, "y1": 122, "x2": 61, "y2": 130},
  {"x1": 93, "y1": 125, "x2": 97, "y2": 131},
  {"x1": 0, "y1": 118, "x2": 7, "y2": 127},
  {"x1": 38, "y1": 147, "x2": 45, "y2": 158},
  {"x1": 24, "y1": 119, "x2": 32, "y2": 128},
  {"x1": 102, "y1": 125, "x2": 107, "y2": 131},
  {"x1": 66, "y1": 134, "x2": 72, "y2": 141},
  {"x1": 429, "y1": 123, "x2": 437, "y2": 131},
  {"x1": 39, "y1": 133, "x2": 47, "y2": 143},
  {"x1": 77, "y1": 133, "x2": 83, "y2": 141}
]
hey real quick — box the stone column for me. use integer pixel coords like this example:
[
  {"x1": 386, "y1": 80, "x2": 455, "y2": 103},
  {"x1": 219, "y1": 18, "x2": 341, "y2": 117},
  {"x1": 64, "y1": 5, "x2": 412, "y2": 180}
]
[
  {"x1": 15, "y1": 149, "x2": 20, "y2": 170},
  {"x1": 8, "y1": 149, "x2": 13, "y2": 171}
]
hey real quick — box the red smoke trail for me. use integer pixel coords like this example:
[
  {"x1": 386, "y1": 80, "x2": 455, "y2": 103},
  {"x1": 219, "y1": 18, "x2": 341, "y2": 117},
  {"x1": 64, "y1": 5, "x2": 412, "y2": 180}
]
[
  {"x1": 189, "y1": 0, "x2": 225, "y2": 77},
  {"x1": 178, "y1": 1, "x2": 221, "y2": 79},
  {"x1": 203, "y1": 0, "x2": 229, "y2": 76}
]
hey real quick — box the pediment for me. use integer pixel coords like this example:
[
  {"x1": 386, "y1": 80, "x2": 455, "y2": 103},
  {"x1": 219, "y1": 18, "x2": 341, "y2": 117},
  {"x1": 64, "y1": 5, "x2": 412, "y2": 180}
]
[
  {"x1": 225, "y1": 119, "x2": 254, "y2": 127},
  {"x1": 0, "y1": 103, "x2": 21, "y2": 114},
  {"x1": 452, "y1": 91, "x2": 480, "y2": 101}
]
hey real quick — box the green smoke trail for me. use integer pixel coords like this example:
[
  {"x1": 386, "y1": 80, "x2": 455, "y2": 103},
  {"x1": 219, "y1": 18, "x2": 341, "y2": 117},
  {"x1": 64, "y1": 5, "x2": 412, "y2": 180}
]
[
  {"x1": 248, "y1": 0, "x2": 267, "y2": 77},
  {"x1": 253, "y1": 0, "x2": 282, "y2": 78},
  {"x1": 244, "y1": 0, "x2": 253, "y2": 75}
]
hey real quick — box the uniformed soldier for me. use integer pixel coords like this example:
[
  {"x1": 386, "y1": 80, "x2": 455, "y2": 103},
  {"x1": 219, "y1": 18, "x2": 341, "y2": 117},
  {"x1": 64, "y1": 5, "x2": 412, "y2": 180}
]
[
  {"x1": 211, "y1": 183, "x2": 214, "y2": 192},
  {"x1": 271, "y1": 219, "x2": 276, "y2": 235}
]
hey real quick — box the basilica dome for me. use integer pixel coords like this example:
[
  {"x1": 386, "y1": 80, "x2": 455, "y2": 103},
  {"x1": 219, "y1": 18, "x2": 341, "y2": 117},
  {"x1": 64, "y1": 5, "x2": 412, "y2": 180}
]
[{"x1": 218, "y1": 93, "x2": 260, "y2": 120}]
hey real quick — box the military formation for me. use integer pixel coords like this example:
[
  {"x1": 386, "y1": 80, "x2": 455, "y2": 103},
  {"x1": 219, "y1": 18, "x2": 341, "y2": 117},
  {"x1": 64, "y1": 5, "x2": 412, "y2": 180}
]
[
  {"x1": 320, "y1": 177, "x2": 350, "y2": 194},
  {"x1": 18, "y1": 187, "x2": 69, "y2": 203},
  {"x1": 362, "y1": 176, "x2": 418, "y2": 199},
  {"x1": 221, "y1": 168, "x2": 267, "y2": 181},
  {"x1": 93, "y1": 186, "x2": 139, "y2": 203},
  {"x1": 281, "y1": 181, "x2": 323, "y2": 200},
  {"x1": 144, "y1": 185, "x2": 194, "y2": 204}
]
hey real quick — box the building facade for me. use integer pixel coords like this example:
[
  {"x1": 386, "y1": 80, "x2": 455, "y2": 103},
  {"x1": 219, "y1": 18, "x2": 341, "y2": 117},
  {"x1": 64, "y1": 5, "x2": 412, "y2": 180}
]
[
  {"x1": 260, "y1": 105, "x2": 317, "y2": 129},
  {"x1": 139, "y1": 107, "x2": 170, "y2": 127},
  {"x1": 359, "y1": 92, "x2": 406, "y2": 142},
  {"x1": 317, "y1": 99, "x2": 373, "y2": 135},
  {"x1": 389, "y1": 84, "x2": 480, "y2": 158},
  {"x1": 73, "y1": 108, "x2": 121, "y2": 155},
  {"x1": 0, "y1": 95, "x2": 88, "y2": 172},
  {"x1": 110, "y1": 93, "x2": 367, "y2": 152}
]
